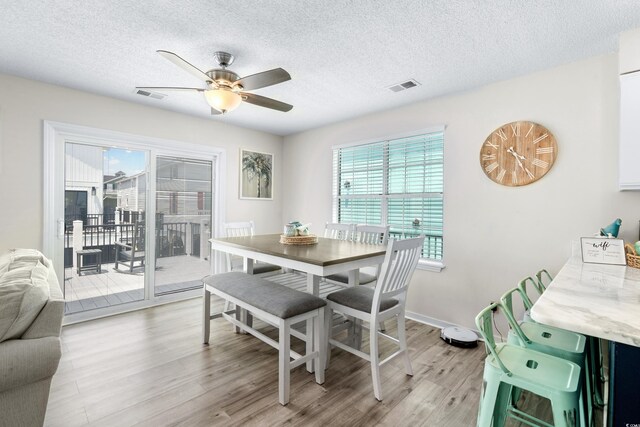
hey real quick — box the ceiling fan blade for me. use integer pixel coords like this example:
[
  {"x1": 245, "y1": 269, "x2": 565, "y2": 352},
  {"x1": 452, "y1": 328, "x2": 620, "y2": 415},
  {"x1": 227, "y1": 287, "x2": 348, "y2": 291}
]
[
  {"x1": 157, "y1": 50, "x2": 216, "y2": 86},
  {"x1": 136, "y1": 86, "x2": 204, "y2": 92},
  {"x1": 211, "y1": 108, "x2": 222, "y2": 115},
  {"x1": 234, "y1": 68, "x2": 291, "y2": 91},
  {"x1": 241, "y1": 92, "x2": 293, "y2": 112}
]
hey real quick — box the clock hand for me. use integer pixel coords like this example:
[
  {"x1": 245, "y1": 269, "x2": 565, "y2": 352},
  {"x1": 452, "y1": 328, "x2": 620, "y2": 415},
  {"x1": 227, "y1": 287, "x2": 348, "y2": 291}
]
[
  {"x1": 507, "y1": 146, "x2": 527, "y2": 160},
  {"x1": 507, "y1": 147, "x2": 526, "y2": 171}
]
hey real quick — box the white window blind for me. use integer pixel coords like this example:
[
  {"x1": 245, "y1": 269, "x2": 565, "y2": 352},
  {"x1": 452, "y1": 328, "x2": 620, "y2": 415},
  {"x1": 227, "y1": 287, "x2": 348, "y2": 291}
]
[{"x1": 332, "y1": 130, "x2": 444, "y2": 260}]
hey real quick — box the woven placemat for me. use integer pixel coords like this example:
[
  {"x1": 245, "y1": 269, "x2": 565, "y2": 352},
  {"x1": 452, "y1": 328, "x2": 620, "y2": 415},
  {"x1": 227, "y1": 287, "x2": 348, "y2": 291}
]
[{"x1": 279, "y1": 234, "x2": 318, "y2": 245}]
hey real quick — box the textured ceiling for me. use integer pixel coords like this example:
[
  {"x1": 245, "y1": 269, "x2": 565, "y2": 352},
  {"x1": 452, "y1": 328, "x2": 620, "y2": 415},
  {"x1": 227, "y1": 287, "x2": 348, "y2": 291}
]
[{"x1": 1, "y1": 1, "x2": 640, "y2": 136}]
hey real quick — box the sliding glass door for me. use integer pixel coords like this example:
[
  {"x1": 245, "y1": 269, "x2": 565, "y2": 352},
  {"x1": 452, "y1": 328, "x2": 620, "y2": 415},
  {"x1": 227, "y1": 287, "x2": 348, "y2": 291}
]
[
  {"x1": 45, "y1": 123, "x2": 221, "y2": 319},
  {"x1": 154, "y1": 156, "x2": 212, "y2": 296},
  {"x1": 63, "y1": 144, "x2": 147, "y2": 314}
]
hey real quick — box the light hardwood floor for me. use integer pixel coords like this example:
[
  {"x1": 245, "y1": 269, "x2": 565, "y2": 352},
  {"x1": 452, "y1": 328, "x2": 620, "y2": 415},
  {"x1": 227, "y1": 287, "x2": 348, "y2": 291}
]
[{"x1": 46, "y1": 296, "x2": 562, "y2": 427}]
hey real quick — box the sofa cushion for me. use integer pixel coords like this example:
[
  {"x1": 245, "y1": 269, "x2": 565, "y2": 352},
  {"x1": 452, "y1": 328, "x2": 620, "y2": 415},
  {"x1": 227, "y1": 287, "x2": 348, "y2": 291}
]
[{"x1": 0, "y1": 259, "x2": 51, "y2": 343}]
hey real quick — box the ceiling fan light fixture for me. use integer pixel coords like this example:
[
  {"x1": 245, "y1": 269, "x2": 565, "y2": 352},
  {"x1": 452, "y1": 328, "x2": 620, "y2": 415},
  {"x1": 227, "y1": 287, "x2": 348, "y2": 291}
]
[{"x1": 204, "y1": 88, "x2": 242, "y2": 114}]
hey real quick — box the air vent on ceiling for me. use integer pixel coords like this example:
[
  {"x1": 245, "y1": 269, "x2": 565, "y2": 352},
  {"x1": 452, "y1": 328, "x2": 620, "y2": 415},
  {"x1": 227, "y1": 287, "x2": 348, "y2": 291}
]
[
  {"x1": 133, "y1": 88, "x2": 166, "y2": 100},
  {"x1": 386, "y1": 79, "x2": 421, "y2": 93}
]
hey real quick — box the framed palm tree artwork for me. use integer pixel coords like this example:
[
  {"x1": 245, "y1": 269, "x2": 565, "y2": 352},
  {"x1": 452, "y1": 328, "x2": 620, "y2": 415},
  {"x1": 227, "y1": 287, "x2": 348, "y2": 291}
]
[{"x1": 240, "y1": 148, "x2": 273, "y2": 200}]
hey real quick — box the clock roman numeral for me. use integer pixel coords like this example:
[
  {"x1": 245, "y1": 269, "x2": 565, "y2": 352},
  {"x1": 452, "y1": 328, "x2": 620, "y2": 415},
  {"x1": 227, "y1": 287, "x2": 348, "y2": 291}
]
[
  {"x1": 525, "y1": 168, "x2": 535, "y2": 180},
  {"x1": 525, "y1": 124, "x2": 535, "y2": 138},
  {"x1": 536, "y1": 147, "x2": 554, "y2": 154},
  {"x1": 531, "y1": 158, "x2": 549, "y2": 169},
  {"x1": 484, "y1": 162, "x2": 498, "y2": 173},
  {"x1": 485, "y1": 141, "x2": 499, "y2": 149},
  {"x1": 496, "y1": 168, "x2": 506, "y2": 183},
  {"x1": 495, "y1": 129, "x2": 508, "y2": 141},
  {"x1": 532, "y1": 133, "x2": 548, "y2": 145},
  {"x1": 512, "y1": 171, "x2": 518, "y2": 184},
  {"x1": 485, "y1": 162, "x2": 499, "y2": 174},
  {"x1": 511, "y1": 123, "x2": 521, "y2": 137},
  {"x1": 482, "y1": 154, "x2": 496, "y2": 161}
]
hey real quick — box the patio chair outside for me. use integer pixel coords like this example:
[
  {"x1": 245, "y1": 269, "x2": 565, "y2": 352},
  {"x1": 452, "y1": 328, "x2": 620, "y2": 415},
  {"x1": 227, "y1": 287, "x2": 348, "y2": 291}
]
[{"x1": 114, "y1": 221, "x2": 145, "y2": 273}]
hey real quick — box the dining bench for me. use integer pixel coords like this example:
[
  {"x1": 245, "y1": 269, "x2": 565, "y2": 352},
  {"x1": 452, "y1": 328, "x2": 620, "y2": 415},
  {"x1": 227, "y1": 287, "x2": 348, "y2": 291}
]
[{"x1": 202, "y1": 272, "x2": 326, "y2": 405}]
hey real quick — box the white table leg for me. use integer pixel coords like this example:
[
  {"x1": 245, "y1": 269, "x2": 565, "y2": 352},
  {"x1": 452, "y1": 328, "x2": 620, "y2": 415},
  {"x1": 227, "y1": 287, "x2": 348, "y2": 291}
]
[
  {"x1": 242, "y1": 258, "x2": 254, "y2": 332},
  {"x1": 348, "y1": 269, "x2": 360, "y2": 286},
  {"x1": 244, "y1": 257, "x2": 254, "y2": 274},
  {"x1": 307, "y1": 274, "x2": 320, "y2": 296}
]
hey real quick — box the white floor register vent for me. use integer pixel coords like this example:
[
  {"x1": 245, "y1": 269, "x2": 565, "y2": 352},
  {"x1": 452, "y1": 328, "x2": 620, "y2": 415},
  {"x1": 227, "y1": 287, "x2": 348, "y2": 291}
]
[{"x1": 440, "y1": 326, "x2": 478, "y2": 348}]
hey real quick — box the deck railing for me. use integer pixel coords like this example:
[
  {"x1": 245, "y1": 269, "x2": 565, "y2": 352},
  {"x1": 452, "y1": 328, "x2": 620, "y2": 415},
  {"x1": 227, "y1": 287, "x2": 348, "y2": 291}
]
[
  {"x1": 389, "y1": 230, "x2": 443, "y2": 260},
  {"x1": 64, "y1": 221, "x2": 207, "y2": 268}
]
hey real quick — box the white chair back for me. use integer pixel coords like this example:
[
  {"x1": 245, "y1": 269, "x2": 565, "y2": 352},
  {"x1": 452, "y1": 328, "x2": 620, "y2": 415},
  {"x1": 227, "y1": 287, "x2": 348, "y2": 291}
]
[
  {"x1": 223, "y1": 221, "x2": 255, "y2": 271},
  {"x1": 355, "y1": 224, "x2": 390, "y2": 280},
  {"x1": 324, "y1": 222, "x2": 354, "y2": 241},
  {"x1": 373, "y1": 236, "x2": 424, "y2": 313},
  {"x1": 354, "y1": 224, "x2": 389, "y2": 245},
  {"x1": 224, "y1": 221, "x2": 255, "y2": 238}
]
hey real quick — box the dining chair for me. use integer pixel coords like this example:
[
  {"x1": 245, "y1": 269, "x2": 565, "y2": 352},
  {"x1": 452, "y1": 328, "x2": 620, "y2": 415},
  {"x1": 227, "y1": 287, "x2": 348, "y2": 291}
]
[
  {"x1": 324, "y1": 235, "x2": 424, "y2": 401},
  {"x1": 323, "y1": 222, "x2": 355, "y2": 241},
  {"x1": 324, "y1": 224, "x2": 390, "y2": 286},
  {"x1": 223, "y1": 221, "x2": 281, "y2": 275},
  {"x1": 475, "y1": 302, "x2": 585, "y2": 427}
]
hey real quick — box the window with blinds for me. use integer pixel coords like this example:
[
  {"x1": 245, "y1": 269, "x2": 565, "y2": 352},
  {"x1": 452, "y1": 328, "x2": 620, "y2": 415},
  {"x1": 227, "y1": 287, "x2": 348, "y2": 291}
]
[{"x1": 332, "y1": 130, "x2": 444, "y2": 260}]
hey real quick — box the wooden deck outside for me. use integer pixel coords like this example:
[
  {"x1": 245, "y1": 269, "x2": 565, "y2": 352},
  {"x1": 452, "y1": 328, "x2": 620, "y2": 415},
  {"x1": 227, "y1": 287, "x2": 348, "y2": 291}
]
[{"x1": 63, "y1": 255, "x2": 212, "y2": 314}]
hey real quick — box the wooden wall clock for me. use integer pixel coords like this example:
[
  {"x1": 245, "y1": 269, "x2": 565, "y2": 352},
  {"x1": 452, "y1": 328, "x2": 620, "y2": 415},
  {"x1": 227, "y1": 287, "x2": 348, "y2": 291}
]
[{"x1": 480, "y1": 121, "x2": 558, "y2": 187}]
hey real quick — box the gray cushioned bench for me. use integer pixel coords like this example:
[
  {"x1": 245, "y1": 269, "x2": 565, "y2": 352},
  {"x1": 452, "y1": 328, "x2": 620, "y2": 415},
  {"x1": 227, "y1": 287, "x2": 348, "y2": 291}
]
[{"x1": 202, "y1": 272, "x2": 326, "y2": 405}]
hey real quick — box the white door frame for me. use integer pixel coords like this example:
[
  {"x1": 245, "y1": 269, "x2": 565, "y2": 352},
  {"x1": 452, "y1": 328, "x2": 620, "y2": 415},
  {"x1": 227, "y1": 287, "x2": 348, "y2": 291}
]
[{"x1": 43, "y1": 120, "x2": 226, "y2": 322}]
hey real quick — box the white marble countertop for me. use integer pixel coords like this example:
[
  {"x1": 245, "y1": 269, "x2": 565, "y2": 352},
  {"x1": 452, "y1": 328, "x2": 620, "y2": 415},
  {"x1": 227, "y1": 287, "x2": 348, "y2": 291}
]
[{"x1": 530, "y1": 255, "x2": 640, "y2": 347}]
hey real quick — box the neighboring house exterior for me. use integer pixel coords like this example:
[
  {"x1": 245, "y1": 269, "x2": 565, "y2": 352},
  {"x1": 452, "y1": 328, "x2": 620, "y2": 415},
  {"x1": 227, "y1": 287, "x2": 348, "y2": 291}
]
[
  {"x1": 116, "y1": 172, "x2": 147, "y2": 214},
  {"x1": 64, "y1": 143, "x2": 104, "y2": 224}
]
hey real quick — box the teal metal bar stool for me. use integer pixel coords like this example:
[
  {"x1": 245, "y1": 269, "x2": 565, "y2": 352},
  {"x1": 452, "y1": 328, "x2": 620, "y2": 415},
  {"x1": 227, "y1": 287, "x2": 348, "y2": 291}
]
[
  {"x1": 517, "y1": 276, "x2": 541, "y2": 323},
  {"x1": 501, "y1": 288, "x2": 592, "y2": 426},
  {"x1": 524, "y1": 271, "x2": 605, "y2": 411},
  {"x1": 536, "y1": 269, "x2": 553, "y2": 292},
  {"x1": 475, "y1": 303, "x2": 585, "y2": 427}
]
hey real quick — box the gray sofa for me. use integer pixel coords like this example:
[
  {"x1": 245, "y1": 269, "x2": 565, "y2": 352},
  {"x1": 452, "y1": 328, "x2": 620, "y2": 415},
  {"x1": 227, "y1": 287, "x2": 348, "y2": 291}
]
[{"x1": 0, "y1": 250, "x2": 64, "y2": 427}]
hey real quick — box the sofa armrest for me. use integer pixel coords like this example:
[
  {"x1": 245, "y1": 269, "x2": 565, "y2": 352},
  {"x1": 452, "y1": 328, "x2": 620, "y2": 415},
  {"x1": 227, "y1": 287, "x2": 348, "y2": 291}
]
[
  {"x1": 21, "y1": 299, "x2": 64, "y2": 339},
  {"x1": 22, "y1": 261, "x2": 64, "y2": 340},
  {"x1": 0, "y1": 337, "x2": 61, "y2": 393}
]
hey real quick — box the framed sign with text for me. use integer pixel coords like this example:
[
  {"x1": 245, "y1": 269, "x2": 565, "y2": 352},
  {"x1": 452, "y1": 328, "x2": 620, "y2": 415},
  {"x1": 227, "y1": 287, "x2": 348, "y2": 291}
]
[{"x1": 580, "y1": 237, "x2": 626, "y2": 266}]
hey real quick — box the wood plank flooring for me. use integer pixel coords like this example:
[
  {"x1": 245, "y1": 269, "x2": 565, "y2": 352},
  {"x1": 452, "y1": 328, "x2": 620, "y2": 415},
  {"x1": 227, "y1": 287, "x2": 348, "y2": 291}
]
[{"x1": 46, "y1": 296, "x2": 565, "y2": 427}]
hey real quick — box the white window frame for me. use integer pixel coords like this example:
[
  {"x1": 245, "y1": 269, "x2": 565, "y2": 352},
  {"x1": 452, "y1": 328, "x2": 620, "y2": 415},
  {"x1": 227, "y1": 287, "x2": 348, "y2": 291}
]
[{"x1": 332, "y1": 125, "x2": 445, "y2": 272}]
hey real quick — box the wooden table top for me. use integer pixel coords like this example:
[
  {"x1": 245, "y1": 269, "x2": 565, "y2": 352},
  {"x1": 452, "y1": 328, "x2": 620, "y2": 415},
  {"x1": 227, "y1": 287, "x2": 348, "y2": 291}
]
[{"x1": 210, "y1": 234, "x2": 387, "y2": 267}]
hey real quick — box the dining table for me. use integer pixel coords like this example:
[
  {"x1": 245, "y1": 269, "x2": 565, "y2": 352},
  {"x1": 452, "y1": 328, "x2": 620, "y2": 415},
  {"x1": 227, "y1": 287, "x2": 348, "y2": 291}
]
[
  {"x1": 530, "y1": 253, "x2": 640, "y2": 427},
  {"x1": 209, "y1": 233, "x2": 388, "y2": 296}
]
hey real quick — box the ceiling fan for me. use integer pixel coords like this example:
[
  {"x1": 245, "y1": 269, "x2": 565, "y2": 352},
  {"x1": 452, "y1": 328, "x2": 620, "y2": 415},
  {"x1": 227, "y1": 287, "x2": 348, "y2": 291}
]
[{"x1": 137, "y1": 50, "x2": 293, "y2": 115}]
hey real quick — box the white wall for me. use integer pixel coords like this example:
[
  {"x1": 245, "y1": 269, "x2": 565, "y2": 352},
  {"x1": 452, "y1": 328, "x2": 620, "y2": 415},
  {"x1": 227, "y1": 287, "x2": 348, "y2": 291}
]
[
  {"x1": 0, "y1": 73, "x2": 283, "y2": 254},
  {"x1": 282, "y1": 53, "x2": 640, "y2": 329}
]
